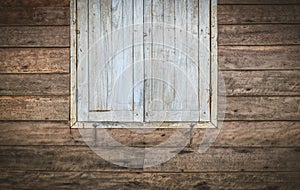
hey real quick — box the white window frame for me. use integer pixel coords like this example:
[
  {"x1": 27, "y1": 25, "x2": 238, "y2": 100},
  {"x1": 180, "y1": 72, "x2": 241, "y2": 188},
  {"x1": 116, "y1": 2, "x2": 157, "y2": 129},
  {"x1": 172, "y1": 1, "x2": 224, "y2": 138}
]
[{"x1": 70, "y1": 0, "x2": 218, "y2": 128}]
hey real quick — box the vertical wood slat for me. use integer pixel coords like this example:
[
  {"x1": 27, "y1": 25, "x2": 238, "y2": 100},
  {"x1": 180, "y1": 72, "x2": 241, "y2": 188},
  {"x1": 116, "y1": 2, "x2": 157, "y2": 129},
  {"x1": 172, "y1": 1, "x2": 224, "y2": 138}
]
[
  {"x1": 111, "y1": 0, "x2": 123, "y2": 111},
  {"x1": 150, "y1": 0, "x2": 164, "y2": 112},
  {"x1": 144, "y1": 0, "x2": 153, "y2": 122},
  {"x1": 105, "y1": 0, "x2": 113, "y2": 110},
  {"x1": 199, "y1": 0, "x2": 211, "y2": 121},
  {"x1": 175, "y1": 0, "x2": 187, "y2": 113},
  {"x1": 70, "y1": 0, "x2": 77, "y2": 125},
  {"x1": 133, "y1": 0, "x2": 144, "y2": 122},
  {"x1": 186, "y1": 0, "x2": 199, "y2": 112},
  {"x1": 111, "y1": 0, "x2": 130, "y2": 111},
  {"x1": 211, "y1": 0, "x2": 218, "y2": 125},
  {"x1": 88, "y1": 0, "x2": 103, "y2": 110},
  {"x1": 77, "y1": 0, "x2": 89, "y2": 121},
  {"x1": 122, "y1": 0, "x2": 134, "y2": 111},
  {"x1": 163, "y1": 0, "x2": 175, "y2": 111}
]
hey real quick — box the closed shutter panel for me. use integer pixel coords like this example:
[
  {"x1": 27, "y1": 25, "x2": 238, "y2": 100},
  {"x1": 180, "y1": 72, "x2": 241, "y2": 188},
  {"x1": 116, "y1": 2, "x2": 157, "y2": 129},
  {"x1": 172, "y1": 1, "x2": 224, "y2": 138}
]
[{"x1": 77, "y1": 0, "x2": 211, "y2": 123}]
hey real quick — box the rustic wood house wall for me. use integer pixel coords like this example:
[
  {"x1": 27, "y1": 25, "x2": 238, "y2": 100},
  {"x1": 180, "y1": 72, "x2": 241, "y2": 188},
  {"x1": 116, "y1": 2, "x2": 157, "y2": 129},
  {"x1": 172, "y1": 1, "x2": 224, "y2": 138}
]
[{"x1": 0, "y1": 0, "x2": 299, "y2": 189}]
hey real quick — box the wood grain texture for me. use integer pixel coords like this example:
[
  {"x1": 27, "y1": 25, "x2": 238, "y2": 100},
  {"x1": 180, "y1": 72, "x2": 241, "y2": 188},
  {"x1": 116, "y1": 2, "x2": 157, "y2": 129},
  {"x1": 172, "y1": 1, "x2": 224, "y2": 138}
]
[
  {"x1": 0, "y1": 0, "x2": 69, "y2": 7},
  {"x1": 0, "y1": 74, "x2": 69, "y2": 95},
  {"x1": 223, "y1": 70, "x2": 300, "y2": 96},
  {"x1": 0, "y1": 146, "x2": 298, "y2": 172},
  {"x1": 219, "y1": 5, "x2": 300, "y2": 24},
  {"x1": 0, "y1": 122, "x2": 77, "y2": 146},
  {"x1": 0, "y1": 121, "x2": 299, "y2": 147},
  {"x1": 0, "y1": 48, "x2": 69, "y2": 73},
  {"x1": 0, "y1": 7, "x2": 69, "y2": 26},
  {"x1": 218, "y1": 0, "x2": 300, "y2": 4},
  {"x1": 219, "y1": 25, "x2": 300, "y2": 45},
  {"x1": 0, "y1": 171, "x2": 299, "y2": 190},
  {"x1": 0, "y1": 1, "x2": 299, "y2": 189},
  {"x1": 0, "y1": 96, "x2": 69, "y2": 121},
  {"x1": 219, "y1": 46, "x2": 300, "y2": 70},
  {"x1": 88, "y1": 0, "x2": 104, "y2": 111},
  {"x1": 0, "y1": 26, "x2": 69, "y2": 47},
  {"x1": 225, "y1": 97, "x2": 300, "y2": 121},
  {"x1": 199, "y1": 0, "x2": 211, "y2": 121},
  {"x1": 0, "y1": 96, "x2": 299, "y2": 121},
  {"x1": 76, "y1": 0, "x2": 89, "y2": 120}
]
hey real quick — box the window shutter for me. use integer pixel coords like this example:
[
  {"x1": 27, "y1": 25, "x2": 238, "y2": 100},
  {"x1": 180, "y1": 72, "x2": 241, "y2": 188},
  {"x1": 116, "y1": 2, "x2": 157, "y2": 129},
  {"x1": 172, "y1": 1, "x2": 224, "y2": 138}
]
[{"x1": 76, "y1": 0, "x2": 213, "y2": 123}]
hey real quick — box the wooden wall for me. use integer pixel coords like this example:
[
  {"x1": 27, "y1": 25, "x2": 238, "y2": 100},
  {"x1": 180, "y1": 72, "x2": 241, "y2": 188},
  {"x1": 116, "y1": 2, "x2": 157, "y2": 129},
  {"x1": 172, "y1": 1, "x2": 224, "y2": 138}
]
[{"x1": 0, "y1": 0, "x2": 299, "y2": 189}]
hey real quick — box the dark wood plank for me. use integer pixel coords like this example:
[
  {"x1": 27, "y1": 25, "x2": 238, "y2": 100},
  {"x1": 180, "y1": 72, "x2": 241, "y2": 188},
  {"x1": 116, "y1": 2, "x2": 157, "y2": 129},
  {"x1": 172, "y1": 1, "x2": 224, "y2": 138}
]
[
  {"x1": 219, "y1": 5, "x2": 300, "y2": 24},
  {"x1": 0, "y1": 146, "x2": 298, "y2": 172},
  {"x1": 0, "y1": 48, "x2": 69, "y2": 73},
  {"x1": 0, "y1": 96, "x2": 69, "y2": 121},
  {"x1": 225, "y1": 97, "x2": 300, "y2": 121},
  {"x1": 0, "y1": 121, "x2": 299, "y2": 147},
  {"x1": 0, "y1": 171, "x2": 299, "y2": 190},
  {"x1": 0, "y1": 74, "x2": 69, "y2": 96},
  {"x1": 0, "y1": 7, "x2": 69, "y2": 26},
  {"x1": 107, "y1": 122, "x2": 300, "y2": 147},
  {"x1": 219, "y1": 25, "x2": 300, "y2": 45},
  {"x1": 223, "y1": 70, "x2": 300, "y2": 96},
  {"x1": 219, "y1": 0, "x2": 300, "y2": 4},
  {"x1": 219, "y1": 46, "x2": 300, "y2": 70},
  {"x1": 0, "y1": 122, "x2": 79, "y2": 146},
  {"x1": 0, "y1": 0, "x2": 69, "y2": 7},
  {"x1": 200, "y1": 121, "x2": 300, "y2": 147},
  {"x1": 0, "y1": 26, "x2": 69, "y2": 47}
]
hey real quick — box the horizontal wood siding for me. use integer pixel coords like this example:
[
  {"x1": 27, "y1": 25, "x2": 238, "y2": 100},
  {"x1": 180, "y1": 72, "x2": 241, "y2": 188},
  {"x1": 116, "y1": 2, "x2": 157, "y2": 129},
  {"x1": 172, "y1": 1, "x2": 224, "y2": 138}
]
[
  {"x1": 0, "y1": 48, "x2": 69, "y2": 73},
  {"x1": 1, "y1": 171, "x2": 299, "y2": 190},
  {"x1": 219, "y1": 25, "x2": 300, "y2": 45},
  {"x1": 0, "y1": 0, "x2": 299, "y2": 189},
  {"x1": 219, "y1": 46, "x2": 300, "y2": 70},
  {"x1": 218, "y1": 5, "x2": 300, "y2": 24},
  {"x1": 0, "y1": 26, "x2": 69, "y2": 47},
  {"x1": 0, "y1": 7, "x2": 69, "y2": 25}
]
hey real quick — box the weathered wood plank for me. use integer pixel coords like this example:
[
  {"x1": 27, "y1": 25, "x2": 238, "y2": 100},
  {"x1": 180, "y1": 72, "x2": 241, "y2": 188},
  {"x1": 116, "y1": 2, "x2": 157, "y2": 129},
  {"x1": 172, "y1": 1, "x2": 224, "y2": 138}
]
[
  {"x1": 133, "y1": 0, "x2": 144, "y2": 121},
  {"x1": 0, "y1": 26, "x2": 69, "y2": 47},
  {"x1": 206, "y1": 121, "x2": 300, "y2": 147},
  {"x1": 151, "y1": 0, "x2": 164, "y2": 112},
  {"x1": 219, "y1": 46, "x2": 300, "y2": 70},
  {"x1": 225, "y1": 97, "x2": 300, "y2": 121},
  {"x1": 0, "y1": 171, "x2": 299, "y2": 190},
  {"x1": 0, "y1": 74, "x2": 69, "y2": 96},
  {"x1": 219, "y1": 0, "x2": 300, "y2": 4},
  {"x1": 110, "y1": 0, "x2": 132, "y2": 111},
  {"x1": 88, "y1": 0, "x2": 103, "y2": 110},
  {"x1": 0, "y1": 97, "x2": 298, "y2": 121},
  {"x1": 0, "y1": 146, "x2": 298, "y2": 172},
  {"x1": 0, "y1": 96, "x2": 69, "y2": 121},
  {"x1": 219, "y1": 25, "x2": 300, "y2": 45},
  {"x1": 0, "y1": 48, "x2": 69, "y2": 73},
  {"x1": 121, "y1": 0, "x2": 134, "y2": 111},
  {"x1": 76, "y1": 0, "x2": 88, "y2": 120},
  {"x1": 0, "y1": 0, "x2": 70, "y2": 7},
  {"x1": 162, "y1": 0, "x2": 175, "y2": 112},
  {"x1": 0, "y1": 7, "x2": 69, "y2": 25},
  {"x1": 219, "y1": 5, "x2": 300, "y2": 24},
  {"x1": 174, "y1": 0, "x2": 188, "y2": 113},
  {"x1": 0, "y1": 122, "x2": 77, "y2": 146},
  {"x1": 199, "y1": 0, "x2": 210, "y2": 121},
  {"x1": 0, "y1": 121, "x2": 299, "y2": 147},
  {"x1": 106, "y1": 121, "x2": 300, "y2": 148},
  {"x1": 223, "y1": 71, "x2": 300, "y2": 96}
]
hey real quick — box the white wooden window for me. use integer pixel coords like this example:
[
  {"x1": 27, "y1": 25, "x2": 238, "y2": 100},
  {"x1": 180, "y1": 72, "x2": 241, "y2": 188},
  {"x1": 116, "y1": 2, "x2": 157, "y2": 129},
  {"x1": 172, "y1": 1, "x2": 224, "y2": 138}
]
[{"x1": 70, "y1": 0, "x2": 218, "y2": 128}]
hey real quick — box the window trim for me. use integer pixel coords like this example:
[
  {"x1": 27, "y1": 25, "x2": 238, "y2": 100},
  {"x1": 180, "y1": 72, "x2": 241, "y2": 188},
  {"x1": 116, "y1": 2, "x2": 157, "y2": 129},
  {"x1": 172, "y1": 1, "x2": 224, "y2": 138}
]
[{"x1": 70, "y1": 0, "x2": 218, "y2": 128}]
